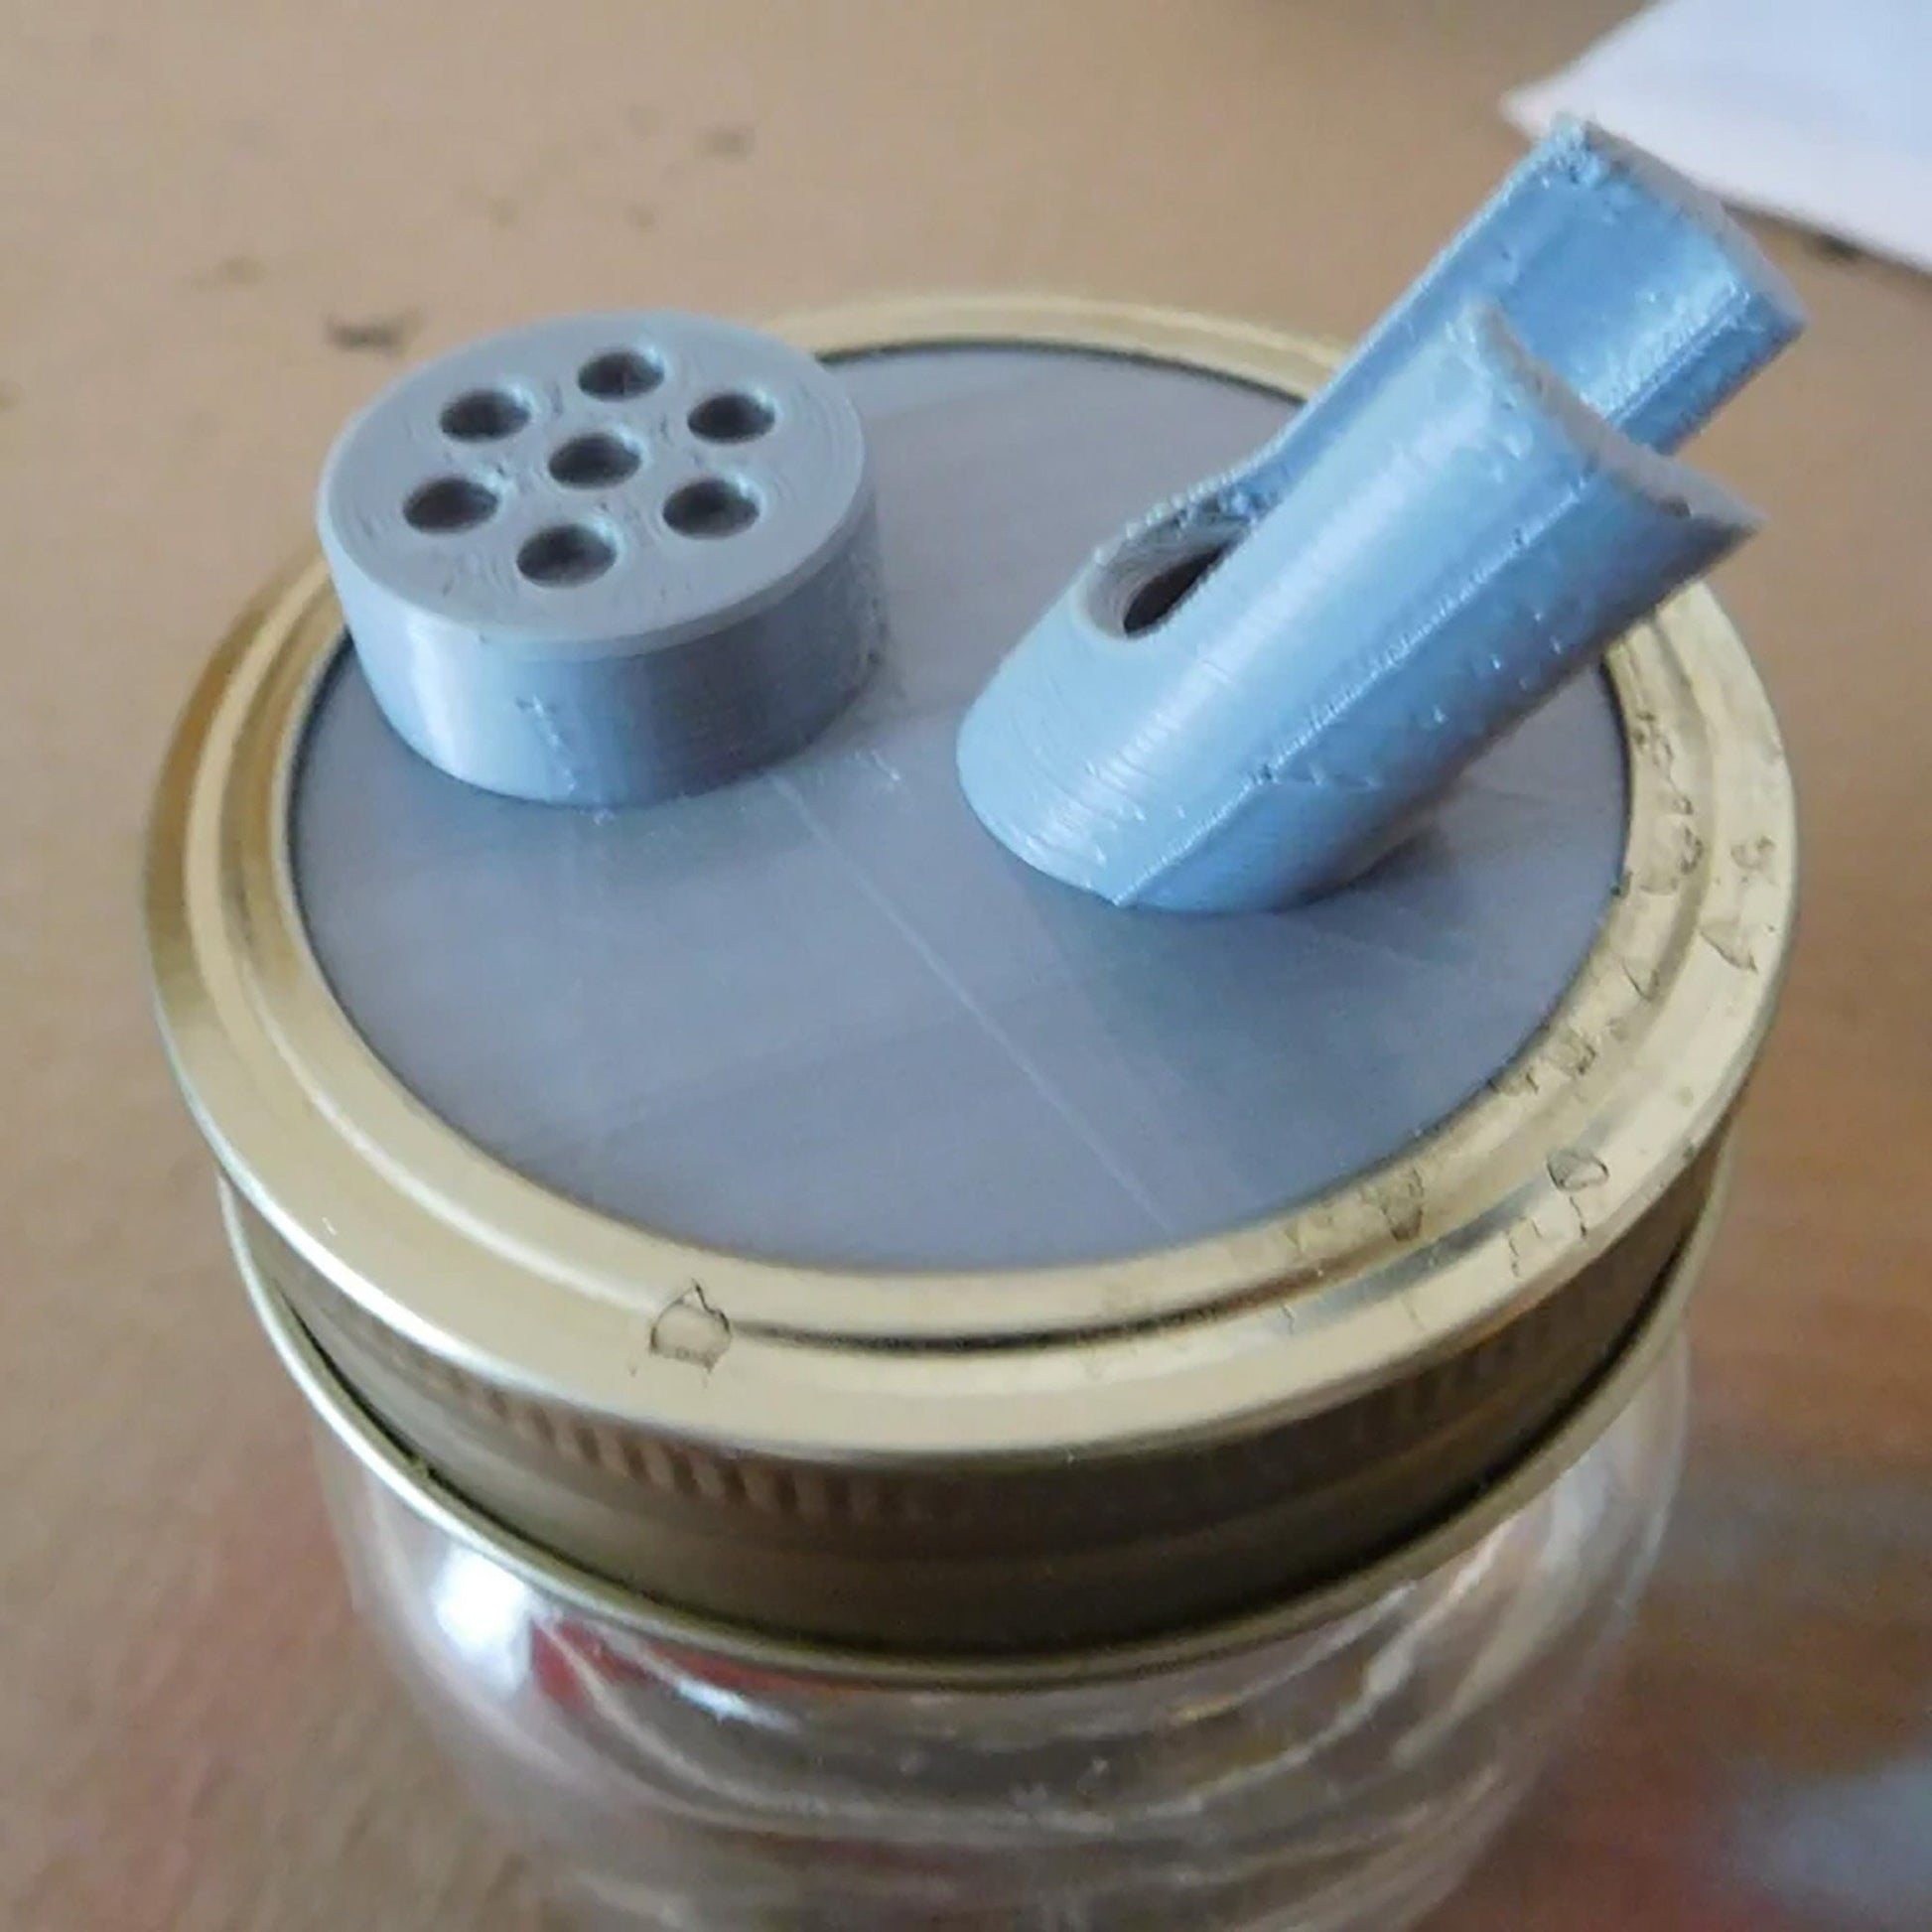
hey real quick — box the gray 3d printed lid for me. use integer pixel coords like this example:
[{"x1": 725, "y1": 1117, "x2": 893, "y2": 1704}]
[{"x1": 292, "y1": 341, "x2": 1626, "y2": 1272}]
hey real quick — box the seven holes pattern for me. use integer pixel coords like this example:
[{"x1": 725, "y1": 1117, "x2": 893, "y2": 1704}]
[{"x1": 407, "y1": 348, "x2": 776, "y2": 590}]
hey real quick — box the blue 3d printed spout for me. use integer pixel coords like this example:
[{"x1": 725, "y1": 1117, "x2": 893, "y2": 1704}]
[{"x1": 956, "y1": 122, "x2": 1804, "y2": 911}]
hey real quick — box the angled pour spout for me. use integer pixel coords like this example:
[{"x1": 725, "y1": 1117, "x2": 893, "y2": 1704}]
[{"x1": 957, "y1": 122, "x2": 1804, "y2": 911}]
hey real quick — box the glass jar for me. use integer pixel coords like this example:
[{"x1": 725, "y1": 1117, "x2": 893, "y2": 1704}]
[
  {"x1": 151, "y1": 297, "x2": 1795, "y2": 1932},
  {"x1": 260, "y1": 1249, "x2": 1689, "y2": 1932}
]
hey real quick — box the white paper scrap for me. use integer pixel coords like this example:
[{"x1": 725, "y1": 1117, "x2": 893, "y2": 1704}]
[{"x1": 1506, "y1": 0, "x2": 1932, "y2": 274}]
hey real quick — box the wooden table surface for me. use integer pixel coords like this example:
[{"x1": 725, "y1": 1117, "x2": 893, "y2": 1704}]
[{"x1": 4, "y1": 3, "x2": 1927, "y2": 1927}]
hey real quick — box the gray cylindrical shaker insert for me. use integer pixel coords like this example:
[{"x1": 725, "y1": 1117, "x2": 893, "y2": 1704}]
[{"x1": 317, "y1": 312, "x2": 882, "y2": 807}]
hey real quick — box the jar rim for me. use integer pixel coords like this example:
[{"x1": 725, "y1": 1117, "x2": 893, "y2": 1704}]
[{"x1": 242, "y1": 1162, "x2": 1720, "y2": 1690}]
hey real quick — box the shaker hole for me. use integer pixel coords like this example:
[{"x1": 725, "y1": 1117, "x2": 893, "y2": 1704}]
[
  {"x1": 688, "y1": 391, "x2": 775, "y2": 443},
  {"x1": 549, "y1": 432, "x2": 642, "y2": 488},
  {"x1": 403, "y1": 476, "x2": 499, "y2": 533},
  {"x1": 518, "y1": 522, "x2": 617, "y2": 586},
  {"x1": 578, "y1": 348, "x2": 664, "y2": 399},
  {"x1": 663, "y1": 478, "x2": 759, "y2": 538},
  {"x1": 440, "y1": 389, "x2": 529, "y2": 441}
]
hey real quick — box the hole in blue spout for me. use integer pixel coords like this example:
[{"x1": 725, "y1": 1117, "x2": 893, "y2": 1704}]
[{"x1": 1120, "y1": 540, "x2": 1234, "y2": 635}]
